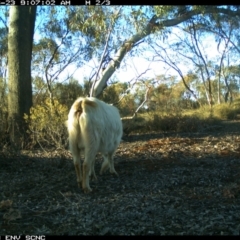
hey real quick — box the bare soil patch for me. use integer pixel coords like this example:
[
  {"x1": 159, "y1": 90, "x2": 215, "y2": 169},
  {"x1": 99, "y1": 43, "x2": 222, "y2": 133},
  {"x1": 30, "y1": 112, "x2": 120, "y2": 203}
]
[{"x1": 1, "y1": 120, "x2": 240, "y2": 235}]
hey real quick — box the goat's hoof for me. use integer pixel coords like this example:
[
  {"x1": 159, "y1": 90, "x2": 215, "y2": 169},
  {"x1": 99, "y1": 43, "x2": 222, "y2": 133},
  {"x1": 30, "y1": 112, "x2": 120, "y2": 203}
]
[
  {"x1": 110, "y1": 171, "x2": 119, "y2": 177},
  {"x1": 91, "y1": 174, "x2": 98, "y2": 181},
  {"x1": 100, "y1": 169, "x2": 106, "y2": 175},
  {"x1": 91, "y1": 176, "x2": 97, "y2": 182},
  {"x1": 83, "y1": 187, "x2": 92, "y2": 193}
]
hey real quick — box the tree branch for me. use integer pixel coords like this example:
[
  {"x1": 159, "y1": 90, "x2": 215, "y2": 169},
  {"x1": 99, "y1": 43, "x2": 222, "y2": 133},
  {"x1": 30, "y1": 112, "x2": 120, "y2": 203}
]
[
  {"x1": 121, "y1": 84, "x2": 151, "y2": 120},
  {"x1": 92, "y1": 6, "x2": 240, "y2": 98}
]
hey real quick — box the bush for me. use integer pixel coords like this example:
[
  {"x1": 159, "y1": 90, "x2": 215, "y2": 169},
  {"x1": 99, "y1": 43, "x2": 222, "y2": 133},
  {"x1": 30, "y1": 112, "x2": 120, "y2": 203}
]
[
  {"x1": 213, "y1": 103, "x2": 238, "y2": 120},
  {"x1": 122, "y1": 116, "x2": 147, "y2": 135},
  {"x1": 24, "y1": 98, "x2": 68, "y2": 149},
  {"x1": 149, "y1": 113, "x2": 201, "y2": 132},
  {"x1": 141, "y1": 111, "x2": 219, "y2": 133}
]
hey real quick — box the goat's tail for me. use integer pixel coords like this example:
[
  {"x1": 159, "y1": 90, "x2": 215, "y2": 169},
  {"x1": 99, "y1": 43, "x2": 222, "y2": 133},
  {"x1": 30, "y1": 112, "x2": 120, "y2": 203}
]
[
  {"x1": 82, "y1": 98, "x2": 98, "y2": 113},
  {"x1": 72, "y1": 98, "x2": 97, "y2": 118},
  {"x1": 67, "y1": 97, "x2": 98, "y2": 130}
]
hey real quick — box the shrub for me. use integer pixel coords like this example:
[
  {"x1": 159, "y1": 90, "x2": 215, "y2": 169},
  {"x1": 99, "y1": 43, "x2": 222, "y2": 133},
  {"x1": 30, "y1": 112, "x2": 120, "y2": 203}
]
[
  {"x1": 213, "y1": 103, "x2": 238, "y2": 120},
  {"x1": 145, "y1": 111, "x2": 219, "y2": 133},
  {"x1": 24, "y1": 98, "x2": 68, "y2": 149}
]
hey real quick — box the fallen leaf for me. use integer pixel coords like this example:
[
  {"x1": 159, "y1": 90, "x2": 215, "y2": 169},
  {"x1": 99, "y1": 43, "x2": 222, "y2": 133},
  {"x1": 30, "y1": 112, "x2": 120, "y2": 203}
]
[
  {"x1": 3, "y1": 208, "x2": 22, "y2": 222},
  {"x1": 0, "y1": 199, "x2": 13, "y2": 209}
]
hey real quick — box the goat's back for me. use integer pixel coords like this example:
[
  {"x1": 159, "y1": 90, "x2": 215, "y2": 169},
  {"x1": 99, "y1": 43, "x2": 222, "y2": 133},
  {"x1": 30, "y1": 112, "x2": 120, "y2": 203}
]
[{"x1": 68, "y1": 97, "x2": 122, "y2": 153}]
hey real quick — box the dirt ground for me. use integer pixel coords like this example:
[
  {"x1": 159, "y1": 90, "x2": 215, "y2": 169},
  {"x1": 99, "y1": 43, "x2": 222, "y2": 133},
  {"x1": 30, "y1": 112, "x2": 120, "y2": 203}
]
[{"x1": 1, "y1": 120, "x2": 240, "y2": 235}]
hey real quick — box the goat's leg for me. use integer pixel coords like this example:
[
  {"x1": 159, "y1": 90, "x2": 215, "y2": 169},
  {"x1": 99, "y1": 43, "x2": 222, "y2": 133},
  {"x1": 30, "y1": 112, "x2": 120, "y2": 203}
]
[
  {"x1": 89, "y1": 158, "x2": 97, "y2": 181},
  {"x1": 70, "y1": 145, "x2": 82, "y2": 187},
  {"x1": 74, "y1": 163, "x2": 82, "y2": 187},
  {"x1": 82, "y1": 162, "x2": 91, "y2": 193},
  {"x1": 82, "y1": 150, "x2": 96, "y2": 193},
  {"x1": 108, "y1": 152, "x2": 118, "y2": 176},
  {"x1": 100, "y1": 154, "x2": 110, "y2": 175}
]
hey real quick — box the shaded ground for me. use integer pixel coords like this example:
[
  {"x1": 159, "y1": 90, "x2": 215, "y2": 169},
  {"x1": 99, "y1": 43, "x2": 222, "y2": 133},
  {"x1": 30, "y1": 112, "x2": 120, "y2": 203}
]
[{"x1": 1, "y1": 120, "x2": 240, "y2": 235}]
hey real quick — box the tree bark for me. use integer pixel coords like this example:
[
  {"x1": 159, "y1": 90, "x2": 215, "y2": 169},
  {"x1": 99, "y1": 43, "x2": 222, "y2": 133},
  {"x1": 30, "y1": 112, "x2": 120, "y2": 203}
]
[{"x1": 8, "y1": 6, "x2": 36, "y2": 148}]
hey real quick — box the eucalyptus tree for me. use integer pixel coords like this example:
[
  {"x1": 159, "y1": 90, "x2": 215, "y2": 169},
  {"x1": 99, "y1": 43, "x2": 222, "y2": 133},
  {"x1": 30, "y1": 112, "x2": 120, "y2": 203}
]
[
  {"x1": 187, "y1": 13, "x2": 240, "y2": 103},
  {"x1": 31, "y1": 5, "x2": 240, "y2": 101},
  {"x1": 90, "y1": 5, "x2": 240, "y2": 98},
  {"x1": 7, "y1": 6, "x2": 36, "y2": 147},
  {"x1": 0, "y1": 7, "x2": 8, "y2": 134},
  {"x1": 149, "y1": 12, "x2": 240, "y2": 107},
  {"x1": 31, "y1": 6, "x2": 124, "y2": 102}
]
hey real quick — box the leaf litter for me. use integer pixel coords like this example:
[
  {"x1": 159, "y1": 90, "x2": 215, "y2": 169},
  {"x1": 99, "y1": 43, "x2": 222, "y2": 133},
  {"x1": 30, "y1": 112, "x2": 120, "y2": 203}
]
[{"x1": 1, "y1": 120, "x2": 240, "y2": 235}]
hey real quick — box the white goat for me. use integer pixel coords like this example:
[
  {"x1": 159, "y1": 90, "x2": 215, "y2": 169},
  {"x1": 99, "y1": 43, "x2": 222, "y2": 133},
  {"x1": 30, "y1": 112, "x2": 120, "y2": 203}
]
[{"x1": 66, "y1": 97, "x2": 122, "y2": 193}]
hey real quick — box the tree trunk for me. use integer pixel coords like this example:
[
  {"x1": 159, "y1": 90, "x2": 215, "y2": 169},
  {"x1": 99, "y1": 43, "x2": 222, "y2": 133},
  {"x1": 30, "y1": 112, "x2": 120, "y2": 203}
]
[{"x1": 7, "y1": 6, "x2": 36, "y2": 148}]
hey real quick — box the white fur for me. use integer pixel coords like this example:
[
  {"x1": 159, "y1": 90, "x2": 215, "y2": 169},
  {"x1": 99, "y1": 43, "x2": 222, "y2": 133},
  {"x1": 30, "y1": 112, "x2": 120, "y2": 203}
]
[{"x1": 66, "y1": 97, "x2": 122, "y2": 193}]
